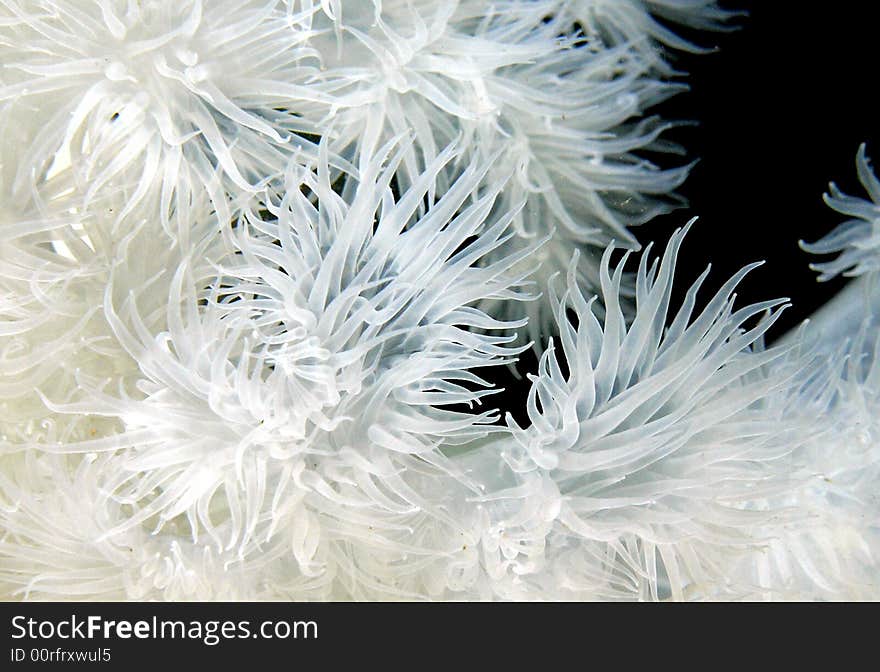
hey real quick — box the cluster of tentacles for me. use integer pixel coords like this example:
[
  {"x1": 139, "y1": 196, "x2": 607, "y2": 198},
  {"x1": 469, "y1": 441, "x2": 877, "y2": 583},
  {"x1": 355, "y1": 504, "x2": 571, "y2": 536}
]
[{"x1": 0, "y1": 1, "x2": 878, "y2": 600}]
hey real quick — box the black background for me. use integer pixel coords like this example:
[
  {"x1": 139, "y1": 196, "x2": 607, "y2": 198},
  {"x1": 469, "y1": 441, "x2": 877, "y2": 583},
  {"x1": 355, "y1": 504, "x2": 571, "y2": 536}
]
[{"x1": 652, "y1": 0, "x2": 877, "y2": 336}]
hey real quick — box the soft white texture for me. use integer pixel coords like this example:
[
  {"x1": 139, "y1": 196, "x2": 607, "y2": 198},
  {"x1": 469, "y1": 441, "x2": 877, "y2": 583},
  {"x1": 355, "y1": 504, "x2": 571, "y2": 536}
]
[
  {"x1": 296, "y1": 0, "x2": 731, "y2": 341},
  {"x1": 1, "y1": 0, "x2": 879, "y2": 601},
  {"x1": 0, "y1": 0, "x2": 347, "y2": 232},
  {"x1": 2, "y1": 137, "x2": 536, "y2": 599},
  {"x1": 494, "y1": 223, "x2": 813, "y2": 599}
]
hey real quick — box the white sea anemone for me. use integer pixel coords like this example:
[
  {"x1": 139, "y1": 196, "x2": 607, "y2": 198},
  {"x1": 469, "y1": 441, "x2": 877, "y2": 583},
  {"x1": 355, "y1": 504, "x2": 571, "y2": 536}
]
[
  {"x1": 802, "y1": 144, "x2": 880, "y2": 281},
  {"x1": 0, "y1": 451, "x2": 264, "y2": 600},
  {"x1": 492, "y1": 222, "x2": 817, "y2": 599},
  {"x1": 2, "y1": 1, "x2": 879, "y2": 601},
  {"x1": 299, "y1": 0, "x2": 731, "y2": 340},
  {"x1": 1, "y1": 138, "x2": 537, "y2": 599},
  {"x1": 0, "y1": 0, "x2": 343, "y2": 228}
]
